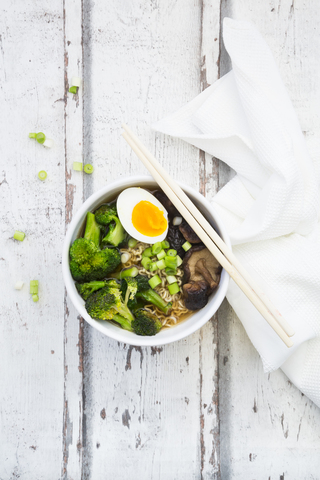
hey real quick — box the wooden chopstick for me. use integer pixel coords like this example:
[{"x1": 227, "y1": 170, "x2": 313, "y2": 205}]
[{"x1": 121, "y1": 125, "x2": 294, "y2": 348}]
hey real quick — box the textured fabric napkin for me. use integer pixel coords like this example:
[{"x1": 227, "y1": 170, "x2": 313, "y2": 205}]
[{"x1": 154, "y1": 18, "x2": 320, "y2": 407}]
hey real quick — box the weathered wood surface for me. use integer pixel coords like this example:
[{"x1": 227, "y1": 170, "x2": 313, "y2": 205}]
[{"x1": 1, "y1": 0, "x2": 320, "y2": 479}]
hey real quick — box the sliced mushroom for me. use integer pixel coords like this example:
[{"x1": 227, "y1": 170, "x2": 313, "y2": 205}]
[
  {"x1": 195, "y1": 258, "x2": 220, "y2": 294},
  {"x1": 182, "y1": 245, "x2": 222, "y2": 308},
  {"x1": 179, "y1": 219, "x2": 201, "y2": 244},
  {"x1": 183, "y1": 281, "x2": 209, "y2": 310}
]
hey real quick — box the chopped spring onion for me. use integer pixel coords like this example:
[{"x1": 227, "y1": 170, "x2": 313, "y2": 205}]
[
  {"x1": 161, "y1": 240, "x2": 170, "y2": 249},
  {"x1": 32, "y1": 294, "x2": 39, "y2": 302},
  {"x1": 69, "y1": 86, "x2": 78, "y2": 94},
  {"x1": 120, "y1": 267, "x2": 139, "y2": 279},
  {"x1": 156, "y1": 259, "x2": 166, "y2": 270},
  {"x1": 167, "y1": 249, "x2": 177, "y2": 257},
  {"x1": 156, "y1": 249, "x2": 166, "y2": 260},
  {"x1": 14, "y1": 230, "x2": 25, "y2": 241},
  {"x1": 14, "y1": 281, "x2": 24, "y2": 290},
  {"x1": 71, "y1": 76, "x2": 81, "y2": 87},
  {"x1": 142, "y1": 247, "x2": 153, "y2": 258},
  {"x1": 141, "y1": 257, "x2": 151, "y2": 270},
  {"x1": 149, "y1": 275, "x2": 162, "y2": 289},
  {"x1": 166, "y1": 275, "x2": 177, "y2": 285},
  {"x1": 149, "y1": 262, "x2": 158, "y2": 272},
  {"x1": 84, "y1": 164, "x2": 94, "y2": 174},
  {"x1": 121, "y1": 252, "x2": 131, "y2": 264},
  {"x1": 43, "y1": 138, "x2": 54, "y2": 148},
  {"x1": 73, "y1": 162, "x2": 83, "y2": 171},
  {"x1": 38, "y1": 170, "x2": 47, "y2": 181},
  {"x1": 168, "y1": 282, "x2": 180, "y2": 295},
  {"x1": 30, "y1": 280, "x2": 39, "y2": 295},
  {"x1": 36, "y1": 132, "x2": 46, "y2": 144},
  {"x1": 173, "y1": 216, "x2": 182, "y2": 226},
  {"x1": 128, "y1": 238, "x2": 138, "y2": 248},
  {"x1": 29, "y1": 133, "x2": 37, "y2": 138},
  {"x1": 165, "y1": 267, "x2": 177, "y2": 276},
  {"x1": 164, "y1": 255, "x2": 177, "y2": 269},
  {"x1": 152, "y1": 242, "x2": 162, "y2": 255},
  {"x1": 176, "y1": 255, "x2": 183, "y2": 267},
  {"x1": 182, "y1": 241, "x2": 192, "y2": 252}
]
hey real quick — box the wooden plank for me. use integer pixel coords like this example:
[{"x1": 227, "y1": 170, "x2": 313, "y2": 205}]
[
  {"x1": 198, "y1": 1, "x2": 222, "y2": 479},
  {"x1": 0, "y1": 1, "x2": 65, "y2": 477},
  {"x1": 62, "y1": 0, "x2": 85, "y2": 478},
  {"x1": 218, "y1": 1, "x2": 320, "y2": 478},
  {"x1": 79, "y1": 0, "x2": 221, "y2": 478}
]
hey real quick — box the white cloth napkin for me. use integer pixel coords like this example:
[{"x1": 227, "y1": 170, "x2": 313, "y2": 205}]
[{"x1": 154, "y1": 18, "x2": 320, "y2": 408}]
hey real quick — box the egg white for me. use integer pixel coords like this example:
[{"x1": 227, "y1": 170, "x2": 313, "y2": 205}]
[{"x1": 117, "y1": 187, "x2": 168, "y2": 244}]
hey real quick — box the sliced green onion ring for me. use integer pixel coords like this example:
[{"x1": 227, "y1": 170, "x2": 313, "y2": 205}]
[
  {"x1": 149, "y1": 275, "x2": 162, "y2": 289},
  {"x1": 36, "y1": 132, "x2": 46, "y2": 144},
  {"x1": 128, "y1": 238, "x2": 138, "y2": 248},
  {"x1": 14, "y1": 231, "x2": 25, "y2": 241},
  {"x1": 84, "y1": 164, "x2": 94, "y2": 174},
  {"x1": 38, "y1": 170, "x2": 47, "y2": 181},
  {"x1": 156, "y1": 249, "x2": 166, "y2": 260},
  {"x1": 182, "y1": 241, "x2": 192, "y2": 252},
  {"x1": 73, "y1": 162, "x2": 83, "y2": 171},
  {"x1": 168, "y1": 282, "x2": 180, "y2": 295}
]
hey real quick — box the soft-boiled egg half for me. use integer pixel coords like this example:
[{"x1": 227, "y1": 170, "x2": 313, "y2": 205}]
[{"x1": 117, "y1": 188, "x2": 168, "y2": 244}]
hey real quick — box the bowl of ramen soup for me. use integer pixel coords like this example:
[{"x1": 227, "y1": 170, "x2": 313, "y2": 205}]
[{"x1": 62, "y1": 175, "x2": 230, "y2": 346}]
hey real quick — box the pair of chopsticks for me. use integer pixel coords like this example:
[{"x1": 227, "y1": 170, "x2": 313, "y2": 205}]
[{"x1": 121, "y1": 124, "x2": 295, "y2": 348}]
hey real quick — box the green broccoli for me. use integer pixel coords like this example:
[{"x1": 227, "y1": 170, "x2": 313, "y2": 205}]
[
  {"x1": 121, "y1": 274, "x2": 172, "y2": 316},
  {"x1": 95, "y1": 203, "x2": 126, "y2": 247},
  {"x1": 75, "y1": 281, "x2": 106, "y2": 300},
  {"x1": 85, "y1": 280, "x2": 134, "y2": 323},
  {"x1": 102, "y1": 216, "x2": 126, "y2": 247},
  {"x1": 131, "y1": 309, "x2": 162, "y2": 336},
  {"x1": 95, "y1": 204, "x2": 117, "y2": 226},
  {"x1": 123, "y1": 277, "x2": 138, "y2": 305},
  {"x1": 85, "y1": 281, "x2": 162, "y2": 336},
  {"x1": 69, "y1": 212, "x2": 121, "y2": 282},
  {"x1": 137, "y1": 289, "x2": 172, "y2": 316}
]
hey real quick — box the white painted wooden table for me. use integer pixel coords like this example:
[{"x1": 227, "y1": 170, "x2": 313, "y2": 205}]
[{"x1": 1, "y1": 1, "x2": 320, "y2": 479}]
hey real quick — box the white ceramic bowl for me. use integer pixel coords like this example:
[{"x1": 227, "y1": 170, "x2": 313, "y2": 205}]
[{"x1": 62, "y1": 176, "x2": 230, "y2": 346}]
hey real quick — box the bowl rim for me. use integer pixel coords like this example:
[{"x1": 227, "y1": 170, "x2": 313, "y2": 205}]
[{"x1": 62, "y1": 175, "x2": 230, "y2": 346}]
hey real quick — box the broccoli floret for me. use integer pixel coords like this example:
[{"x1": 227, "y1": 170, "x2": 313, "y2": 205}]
[
  {"x1": 102, "y1": 216, "x2": 126, "y2": 247},
  {"x1": 137, "y1": 289, "x2": 172, "y2": 316},
  {"x1": 135, "y1": 275, "x2": 150, "y2": 292},
  {"x1": 95, "y1": 203, "x2": 126, "y2": 247},
  {"x1": 131, "y1": 309, "x2": 162, "y2": 336},
  {"x1": 69, "y1": 212, "x2": 121, "y2": 282},
  {"x1": 85, "y1": 281, "x2": 162, "y2": 336},
  {"x1": 95, "y1": 204, "x2": 117, "y2": 226},
  {"x1": 121, "y1": 277, "x2": 138, "y2": 305},
  {"x1": 121, "y1": 274, "x2": 172, "y2": 316},
  {"x1": 85, "y1": 280, "x2": 134, "y2": 323},
  {"x1": 75, "y1": 281, "x2": 106, "y2": 300}
]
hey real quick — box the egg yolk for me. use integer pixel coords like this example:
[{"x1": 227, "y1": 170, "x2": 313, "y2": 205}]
[{"x1": 132, "y1": 201, "x2": 167, "y2": 237}]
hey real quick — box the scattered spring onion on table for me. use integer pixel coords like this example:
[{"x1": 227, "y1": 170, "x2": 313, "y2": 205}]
[
  {"x1": 30, "y1": 280, "x2": 38, "y2": 295},
  {"x1": 29, "y1": 132, "x2": 53, "y2": 148},
  {"x1": 69, "y1": 76, "x2": 81, "y2": 94},
  {"x1": 14, "y1": 281, "x2": 24, "y2": 290},
  {"x1": 73, "y1": 162, "x2": 83, "y2": 171},
  {"x1": 84, "y1": 164, "x2": 94, "y2": 174},
  {"x1": 38, "y1": 170, "x2": 47, "y2": 181},
  {"x1": 14, "y1": 230, "x2": 25, "y2": 241}
]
